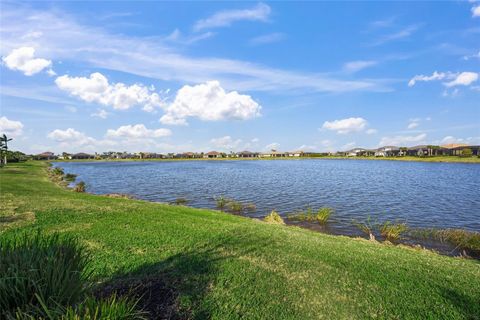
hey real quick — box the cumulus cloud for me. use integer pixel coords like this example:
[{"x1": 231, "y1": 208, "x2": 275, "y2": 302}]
[
  {"x1": 210, "y1": 135, "x2": 243, "y2": 151},
  {"x1": 441, "y1": 136, "x2": 480, "y2": 145},
  {"x1": 47, "y1": 128, "x2": 95, "y2": 146},
  {"x1": 322, "y1": 117, "x2": 370, "y2": 134},
  {"x1": 2, "y1": 47, "x2": 52, "y2": 76},
  {"x1": 0, "y1": 116, "x2": 24, "y2": 137},
  {"x1": 444, "y1": 72, "x2": 478, "y2": 87},
  {"x1": 408, "y1": 71, "x2": 447, "y2": 87},
  {"x1": 194, "y1": 3, "x2": 270, "y2": 31},
  {"x1": 106, "y1": 124, "x2": 171, "y2": 139},
  {"x1": 55, "y1": 72, "x2": 165, "y2": 111},
  {"x1": 160, "y1": 81, "x2": 261, "y2": 125},
  {"x1": 343, "y1": 60, "x2": 378, "y2": 73},
  {"x1": 378, "y1": 133, "x2": 427, "y2": 146},
  {"x1": 472, "y1": 6, "x2": 480, "y2": 17}
]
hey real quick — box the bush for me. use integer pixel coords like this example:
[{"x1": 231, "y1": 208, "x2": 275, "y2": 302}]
[
  {"x1": 0, "y1": 232, "x2": 90, "y2": 319},
  {"x1": 380, "y1": 221, "x2": 408, "y2": 242},
  {"x1": 460, "y1": 148, "x2": 473, "y2": 157},
  {"x1": 74, "y1": 181, "x2": 86, "y2": 193},
  {"x1": 51, "y1": 167, "x2": 64, "y2": 176},
  {"x1": 64, "y1": 173, "x2": 77, "y2": 182},
  {"x1": 263, "y1": 210, "x2": 285, "y2": 225},
  {"x1": 352, "y1": 216, "x2": 377, "y2": 241},
  {"x1": 227, "y1": 200, "x2": 244, "y2": 213}
]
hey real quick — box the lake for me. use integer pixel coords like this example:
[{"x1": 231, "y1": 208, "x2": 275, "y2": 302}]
[{"x1": 55, "y1": 159, "x2": 480, "y2": 237}]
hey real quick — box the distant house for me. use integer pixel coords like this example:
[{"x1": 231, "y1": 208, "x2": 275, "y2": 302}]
[
  {"x1": 204, "y1": 151, "x2": 221, "y2": 158},
  {"x1": 346, "y1": 148, "x2": 365, "y2": 157},
  {"x1": 71, "y1": 153, "x2": 94, "y2": 160},
  {"x1": 375, "y1": 146, "x2": 401, "y2": 157},
  {"x1": 35, "y1": 151, "x2": 57, "y2": 160},
  {"x1": 260, "y1": 149, "x2": 289, "y2": 158},
  {"x1": 236, "y1": 151, "x2": 259, "y2": 158},
  {"x1": 288, "y1": 150, "x2": 304, "y2": 157},
  {"x1": 447, "y1": 145, "x2": 480, "y2": 156}
]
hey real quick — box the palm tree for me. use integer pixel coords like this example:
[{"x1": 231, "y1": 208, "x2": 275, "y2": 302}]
[{"x1": 0, "y1": 134, "x2": 13, "y2": 166}]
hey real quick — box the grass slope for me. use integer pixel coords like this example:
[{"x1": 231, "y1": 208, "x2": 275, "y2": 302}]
[{"x1": 1, "y1": 162, "x2": 479, "y2": 319}]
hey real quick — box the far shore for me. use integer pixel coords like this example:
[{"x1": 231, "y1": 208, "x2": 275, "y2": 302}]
[{"x1": 52, "y1": 155, "x2": 480, "y2": 164}]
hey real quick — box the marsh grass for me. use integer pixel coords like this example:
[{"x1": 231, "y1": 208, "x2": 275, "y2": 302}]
[
  {"x1": 380, "y1": 221, "x2": 408, "y2": 242},
  {"x1": 263, "y1": 210, "x2": 285, "y2": 225},
  {"x1": 287, "y1": 207, "x2": 333, "y2": 225},
  {"x1": 172, "y1": 198, "x2": 188, "y2": 206},
  {"x1": 215, "y1": 196, "x2": 255, "y2": 214},
  {"x1": 74, "y1": 181, "x2": 86, "y2": 193},
  {"x1": 64, "y1": 173, "x2": 77, "y2": 182},
  {"x1": 215, "y1": 196, "x2": 228, "y2": 210},
  {"x1": 352, "y1": 216, "x2": 377, "y2": 241},
  {"x1": 410, "y1": 228, "x2": 480, "y2": 255}
]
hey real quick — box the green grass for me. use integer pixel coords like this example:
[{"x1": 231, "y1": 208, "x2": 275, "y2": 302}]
[{"x1": 1, "y1": 162, "x2": 480, "y2": 319}]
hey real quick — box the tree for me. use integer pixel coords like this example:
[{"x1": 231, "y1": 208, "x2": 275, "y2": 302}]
[
  {"x1": 461, "y1": 148, "x2": 473, "y2": 157},
  {"x1": 0, "y1": 134, "x2": 13, "y2": 166}
]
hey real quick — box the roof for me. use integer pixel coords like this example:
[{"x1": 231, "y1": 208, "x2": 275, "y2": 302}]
[
  {"x1": 441, "y1": 143, "x2": 469, "y2": 149},
  {"x1": 38, "y1": 151, "x2": 54, "y2": 156},
  {"x1": 237, "y1": 150, "x2": 258, "y2": 155},
  {"x1": 206, "y1": 151, "x2": 220, "y2": 155}
]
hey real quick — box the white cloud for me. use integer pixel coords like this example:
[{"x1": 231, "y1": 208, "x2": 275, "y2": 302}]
[
  {"x1": 91, "y1": 109, "x2": 109, "y2": 119},
  {"x1": 378, "y1": 133, "x2": 427, "y2": 146},
  {"x1": 322, "y1": 117, "x2": 368, "y2": 134},
  {"x1": 194, "y1": 3, "x2": 271, "y2": 31},
  {"x1": 47, "y1": 128, "x2": 95, "y2": 146},
  {"x1": 472, "y1": 6, "x2": 480, "y2": 17},
  {"x1": 407, "y1": 118, "x2": 420, "y2": 129},
  {"x1": 0, "y1": 116, "x2": 24, "y2": 137},
  {"x1": 160, "y1": 80, "x2": 261, "y2": 125},
  {"x1": 444, "y1": 72, "x2": 478, "y2": 87},
  {"x1": 2, "y1": 47, "x2": 51, "y2": 76},
  {"x1": 0, "y1": 6, "x2": 388, "y2": 94},
  {"x1": 366, "y1": 128, "x2": 378, "y2": 135},
  {"x1": 64, "y1": 106, "x2": 77, "y2": 113},
  {"x1": 210, "y1": 135, "x2": 243, "y2": 151},
  {"x1": 441, "y1": 136, "x2": 480, "y2": 145},
  {"x1": 55, "y1": 72, "x2": 165, "y2": 111},
  {"x1": 462, "y1": 51, "x2": 480, "y2": 61},
  {"x1": 371, "y1": 24, "x2": 421, "y2": 46},
  {"x1": 342, "y1": 142, "x2": 356, "y2": 150},
  {"x1": 106, "y1": 124, "x2": 171, "y2": 139},
  {"x1": 264, "y1": 142, "x2": 280, "y2": 151},
  {"x1": 249, "y1": 33, "x2": 285, "y2": 45},
  {"x1": 408, "y1": 71, "x2": 447, "y2": 87},
  {"x1": 343, "y1": 60, "x2": 377, "y2": 73},
  {"x1": 165, "y1": 28, "x2": 215, "y2": 45}
]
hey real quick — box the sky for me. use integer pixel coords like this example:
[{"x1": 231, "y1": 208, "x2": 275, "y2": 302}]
[{"x1": 0, "y1": 1, "x2": 479, "y2": 154}]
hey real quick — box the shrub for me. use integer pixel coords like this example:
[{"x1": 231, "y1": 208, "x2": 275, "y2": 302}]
[
  {"x1": 380, "y1": 221, "x2": 408, "y2": 242},
  {"x1": 264, "y1": 210, "x2": 285, "y2": 225},
  {"x1": 245, "y1": 203, "x2": 257, "y2": 212},
  {"x1": 172, "y1": 198, "x2": 188, "y2": 205},
  {"x1": 0, "y1": 231, "x2": 90, "y2": 319},
  {"x1": 461, "y1": 148, "x2": 473, "y2": 157},
  {"x1": 74, "y1": 181, "x2": 86, "y2": 193},
  {"x1": 64, "y1": 173, "x2": 77, "y2": 182}
]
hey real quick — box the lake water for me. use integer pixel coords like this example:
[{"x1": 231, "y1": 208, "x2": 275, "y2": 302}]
[{"x1": 56, "y1": 159, "x2": 480, "y2": 237}]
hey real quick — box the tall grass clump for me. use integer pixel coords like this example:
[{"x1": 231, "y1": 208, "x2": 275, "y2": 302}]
[
  {"x1": 263, "y1": 210, "x2": 285, "y2": 225},
  {"x1": 0, "y1": 232, "x2": 90, "y2": 319},
  {"x1": 64, "y1": 173, "x2": 77, "y2": 182},
  {"x1": 380, "y1": 221, "x2": 408, "y2": 242},
  {"x1": 352, "y1": 216, "x2": 377, "y2": 241},
  {"x1": 51, "y1": 167, "x2": 64, "y2": 176},
  {"x1": 287, "y1": 207, "x2": 333, "y2": 225},
  {"x1": 411, "y1": 228, "x2": 480, "y2": 255},
  {"x1": 172, "y1": 197, "x2": 188, "y2": 205},
  {"x1": 74, "y1": 181, "x2": 86, "y2": 193},
  {"x1": 215, "y1": 196, "x2": 228, "y2": 210}
]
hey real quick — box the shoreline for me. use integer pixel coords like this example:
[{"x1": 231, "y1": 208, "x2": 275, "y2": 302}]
[{"x1": 51, "y1": 155, "x2": 480, "y2": 164}]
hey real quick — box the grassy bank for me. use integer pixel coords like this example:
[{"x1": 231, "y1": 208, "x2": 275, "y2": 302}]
[{"x1": 1, "y1": 162, "x2": 479, "y2": 319}]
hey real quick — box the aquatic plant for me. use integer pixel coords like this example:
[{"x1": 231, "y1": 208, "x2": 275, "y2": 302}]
[
  {"x1": 245, "y1": 203, "x2": 257, "y2": 212},
  {"x1": 228, "y1": 200, "x2": 244, "y2": 213},
  {"x1": 380, "y1": 221, "x2": 408, "y2": 242},
  {"x1": 51, "y1": 167, "x2": 64, "y2": 176},
  {"x1": 64, "y1": 173, "x2": 77, "y2": 182},
  {"x1": 263, "y1": 210, "x2": 285, "y2": 225},
  {"x1": 173, "y1": 197, "x2": 188, "y2": 205},
  {"x1": 74, "y1": 181, "x2": 86, "y2": 193},
  {"x1": 215, "y1": 196, "x2": 228, "y2": 210},
  {"x1": 287, "y1": 207, "x2": 333, "y2": 225},
  {"x1": 352, "y1": 216, "x2": 377, "y2": 241},
  {"x1": 410, "y1": 228, "x2": 480, "y2": 255}
]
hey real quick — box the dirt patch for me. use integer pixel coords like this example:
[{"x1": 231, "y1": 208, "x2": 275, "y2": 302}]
[{"x1": 95, "y1": 277, "x2": 180, "y2": 320}]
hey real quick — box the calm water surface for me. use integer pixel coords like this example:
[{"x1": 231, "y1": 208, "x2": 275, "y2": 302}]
[{"x1": 56, "y1": 159, "x2": 480, "y2": 235}]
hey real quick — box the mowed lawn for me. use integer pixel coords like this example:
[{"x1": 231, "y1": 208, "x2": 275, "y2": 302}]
[{"x1": 1, "y1": 162, "x2": 479, "y2": 319}]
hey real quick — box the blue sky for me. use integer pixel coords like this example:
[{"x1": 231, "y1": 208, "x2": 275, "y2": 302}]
[{"x1": 1, "y1": 1, "x2": 479, "y2": 154}]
